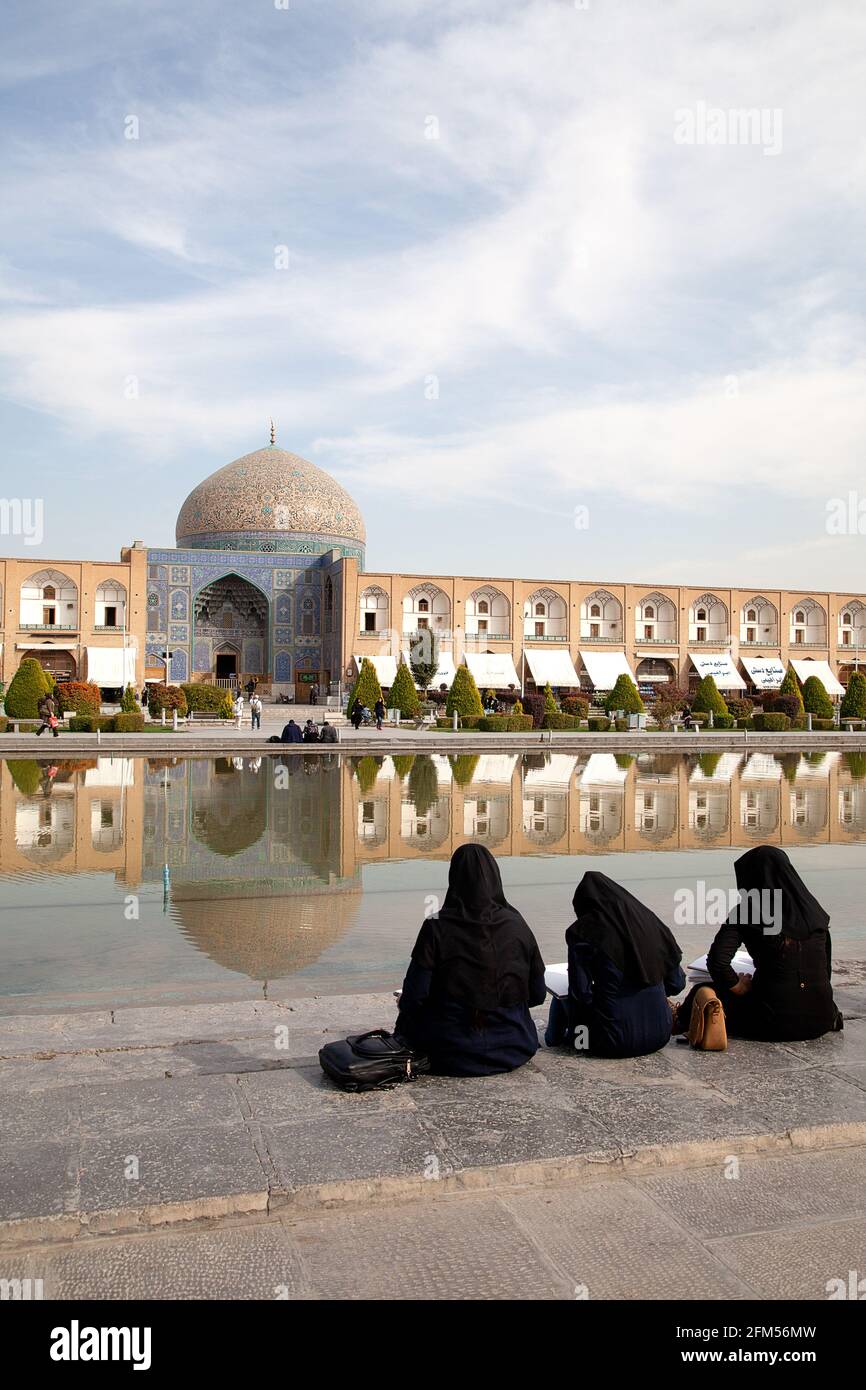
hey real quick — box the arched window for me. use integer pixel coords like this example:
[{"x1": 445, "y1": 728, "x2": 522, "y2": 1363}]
[
  {"x1": 535, "y1": 602, "x2": 545, "y2": 616},
  {"x1": 697, "y1": 608, "x2": 707, "y2": 622},
  {"x1": 418, "y1": 598, "x2": 429, "y2": 612},
  {"x1": 843, "y1": 611, "x2": 851, "y2": 625},
  {"x1": 590, "y1": 603, "x2": 600, "y2": 618},
  {"x1": 644, "y1": 605, "x2": 654, "y2": 619},
  {"x1": 477, "y1": 599, "x2": 489, "y2": 614},
  {"x1": 795, "y1": 610, "x2": 805, "y2": 624},
  {"x1": 43, "y1": 585, "x2": 56, "y2": 601},
  {"x1": 747, "y1": 608, "x2": 756, "y2": 622}
]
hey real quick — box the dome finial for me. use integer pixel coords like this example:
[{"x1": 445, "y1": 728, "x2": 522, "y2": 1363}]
[{"x1": 269, "y1": 417, "x2": 276, "y2": 446}]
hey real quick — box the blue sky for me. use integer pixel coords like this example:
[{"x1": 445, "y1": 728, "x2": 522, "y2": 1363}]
[{"x1": 1, "y1": 0, "x2": 865, "y2": 589}]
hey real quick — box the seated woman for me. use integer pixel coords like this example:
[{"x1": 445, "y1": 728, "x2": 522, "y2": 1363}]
[
  {"x1": 545, "y1": 872, "x2": 685, "y2": 1058},
  {"x1": 674, "y1": 845, "x2": 843, "y2": 1043},
  {"x1": 394, "y1": 843, "x2": 547, "y2": 1076}
]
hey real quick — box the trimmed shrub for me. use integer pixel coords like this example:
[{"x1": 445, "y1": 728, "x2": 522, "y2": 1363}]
[
  {"x1": 588, "y1": 717, "x2": 611, "y2": 732},
  {"x1": 726, "y1": 697, "x2": 754, "y2": 719},
  {"x1": 55, "y1": 681, "x2": 101, "y2": 716},
  {"x1": 4, "y1": 659, "x2": 53, "y2": 719},
  {"x1": 542, "y1": 713, "x2": 578, "y2": 731},
  {"x1": 711, "y1": 713, "x2": 735, "y2": 729},
  {"x1": 0, "y1": 717, "x2": 6, "y2": 734},
  {"x1": 841, "y1": 670, "x2": 866, "y2": 719},
  {"x1": 692, "y1": 675, "x2": 728, "y2": 717},
  {"x1": 388, "y1": 662, "x2": 421, "y2": 718},
  {"x1": 446, "y1": 666, "x2": 483, "y2": 719},
  {"x1": 521, "y1": 693, "x2": 545, "y2": 728},
  {"x1": 477, "y1": 715, "x2": 534, "y2": 732},
  {"x1": 347, "y1": 658, "x2": 384, "y2": 717},
  {"x1": 68, "y1": 715, "x2": 115, "y2": 732},
  {"x1": 543, "y1": 682, "x2": 558, "y2": 718},
  {"x1": 560, "y1": 694, "x2": 589, "y2": 718},
  {"x1": 153, "y1": 684, "x2": 191, "y2": 717},
  {"x1": 113, "y1": 713, "x2": 145, "y2": 733},
  {"x1": 120, "y1": 685, "x2": 138, "y2": 713},
  {"x1": 754, "y1": 712, "x2": 791, "y2": 731},
  {"x1": 614, "y1": 717, "x2": 629, "y2": 731},
  {"x1": 603, "y1": 675, "x2": 643, "y2": 715},
  {"x1": 768, "y1": 694, "x2": 803, "y2": 722},
  {"x1": 801, "y1": 675, "x2": 834, "y2": 720},
  {"x1": 778, "y1": 665, "x2": 805, "y2": 711},
  {"x1": 811, "y1": 717, "x2": 835, "y2": 730}
]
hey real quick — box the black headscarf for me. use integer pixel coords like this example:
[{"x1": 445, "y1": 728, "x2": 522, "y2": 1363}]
[
  {"x1": 411, "y1": 844, "x2": 543, "y2": 1011},
  {"x1": 567, "y1": 871, "x2": 682, "y2": 989},
  {"x1": 732, "y1": 845, "x2": 830, "y2": 940}
]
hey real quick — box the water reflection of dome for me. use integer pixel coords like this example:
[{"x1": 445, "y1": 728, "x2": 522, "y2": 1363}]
[
  {"x1": 172, "y1": 881, "x2": 362, "y2": 979},
  {"x1": 190, "y1": 760, "x2": 267, "y2": 856}
]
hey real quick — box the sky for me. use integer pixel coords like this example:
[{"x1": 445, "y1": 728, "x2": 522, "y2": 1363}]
[{"x1": 1, "y1": 0, "x2": 865, "y2": 589}]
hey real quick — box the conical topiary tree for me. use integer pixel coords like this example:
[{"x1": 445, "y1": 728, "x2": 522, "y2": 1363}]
[
  {"x1": 602, "y1": 673, "x2": 644, "y2": 715},
  {"x1": 801, "y1": 675, "x2": 834, "y2": 719},
  {"x1": 446, "y1": 665, "x2": 483, "y2": 718},
  {"x1": 389, "y1": 661, "x2": 421, "y2": 718},
  {"x1": 121, "y1": 684, "x2": 137, "y2": 713},
  {"x1": 347, "y1": 657, "x2": 383, "y2": 716},
  {"x1": 354, "y1": 756, "x2": 381, "y2": 796},
  {"x1": 449, "y1": 753, "x2": 480, "y2": 786},
  {"x1": 392, "y1": 754, "x2": 416, "y2": 780},
  {"x1": 4, "y1": 658, "x2": 53, "y2": 718},
  {"x1": 778, "y1": 665, "x2": 804, "y2": 712},
  {"x1": 841, "y1": 670, "x2": 866, "y2": 719},
  {"x1": 543, "y1": 682, "x2": 558, "y2": 717},
  {"x1": 691, "y1": 675, "x2": 728, "y2": 717}
]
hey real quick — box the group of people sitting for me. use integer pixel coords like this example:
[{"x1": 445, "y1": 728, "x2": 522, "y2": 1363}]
[
  {"x1": 275, "y1": 718, "x2": 338, "y2": 744},
  {"x1": 394, "y1": 844, "x2": 843, "y2": 1076}
]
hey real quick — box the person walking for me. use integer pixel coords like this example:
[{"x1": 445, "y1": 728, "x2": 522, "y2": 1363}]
[
  {"x1": 233, "y1": 692, "x2": 245, "y2": 729},
  {"x1": 250, "y1": 693, "x2": 262, "y2": 731},
  {"x1": 310, "y1": 682, "x2": 319, "y2": 707},
  {"x1": 245, "y1": 677, "x2": 257, "y2": 699},
  {"x1": 350, "y1": 702, "x2": 364, "y2": 731},
  {"x1": 36, "y1": 691, "x2": 60, "y2": 738},
  {"x1": 374, "y1": 696, "x2": 385, "y2": 731}
]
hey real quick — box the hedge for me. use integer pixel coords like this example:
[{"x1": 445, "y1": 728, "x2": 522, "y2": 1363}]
[
  {"x1": 436, "y1": 715, "x2": 482, "y2": 729},
  {"x1": 754, "y1": 712, "x2": 791, "y2": 731},
  {"x1": 69, "y1": 715, "x2": 116, "y2": 732},
  {"x1": 113, "y1": 713, "x2": 146, "y2": 733},
  {"x1": 55, "y1": 681, "x2": 101, "y2": 716},
  {"x1": 588, "y1": 717, "x2": 611, "y2": 732},
  {"x1": 560, "y1": 694, "x2": 589, "y2": 718},
  {"x1": 477, "y1": 715, "x2": 534, "y2": 732},
  {"x1": 768, "y1": 694, "x2": 803, "y2": 722},
  {"x1": 542, "y1": 713, "x2": 579, "y2": 731},
  {"x1": 710, "y1": 714, "x2": 735, "y2": 728},
  {"x1": 150, "y1": 683, "x2": 190, "y2": 716},
  {"x1": 812, "y1": 717, "x2": 836, "y2": 730},
  {"x1": 179, "y1": 683, "x2": 227, "y2": 715}
]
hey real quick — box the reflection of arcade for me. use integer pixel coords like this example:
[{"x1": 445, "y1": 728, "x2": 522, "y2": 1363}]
[
  {"x1": 142, "y1": 755, "x2": 360, "y2": 979},
  {"x1": 0, "y1": 757, "x2": 141, "y2": 880},
  {"x1": 343, "y1": 749, "x2": 866, "y2": 865}
]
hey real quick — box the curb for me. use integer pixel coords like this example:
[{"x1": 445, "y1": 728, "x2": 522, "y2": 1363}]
[{"x1": 4, "y1": 1120, "x2": 866, "y2": 1249}]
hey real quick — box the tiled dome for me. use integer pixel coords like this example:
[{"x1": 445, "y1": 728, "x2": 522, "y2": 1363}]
[{"x1": 175, "y1": 443, "x2": 366, "y2": 550}]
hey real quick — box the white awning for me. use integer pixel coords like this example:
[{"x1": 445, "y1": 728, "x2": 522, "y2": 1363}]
[
  {"x1": 579, "y1": 753, "x2": 629, "y2": 785},
  {"x1": 741, "y1": 753, "x2": 782, "y2": 781},
  {"x1": 470, "y1": 754, "x2": 518, "y2": 785},
  {"x1": 401, "y1": 650, "x2": 456, "y2": 689},
  {"x1": 522, "y1": 754, "x2": 578, "y2": 788},
  {"x1": 688, "y1": 651, "x2": 746, "y2": 690},
  {"x1": 579, "y1": 650, "x2": 636, "y2": 690},
  {"x1": 688, "y1": 753, "x2": 743, "y2": 783},
  {"x1": 523, "y1": 648, "x2": 581, "y2": 687},
  {"x1": 463, "y1": 652, "x2": 521, "y2": 690},
  {"x1": 790, "y1": 658, "x2": 845, "y2": 696},
  {"x1": 86, "y1": 646, "x2": 137, "y2": 687},
  {"x1": 15, "y1": 641, "x2": 77, "y2": 650},
  {"x1": 354, "y1": 653, "x2": 398, "y2": 686},
  {"x1": 741, "y1": 656, "x2": 786, "y2": 690}
]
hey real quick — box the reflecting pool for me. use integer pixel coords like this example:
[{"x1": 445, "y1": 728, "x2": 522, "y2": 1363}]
[{"x1": 2, "y1": 749, "x2": 866, "y2": 1011}]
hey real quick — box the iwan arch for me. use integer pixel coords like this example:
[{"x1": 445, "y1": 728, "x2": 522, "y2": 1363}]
[{"x1": 1, "y1": 429, "x2": 863, "y2": 703}]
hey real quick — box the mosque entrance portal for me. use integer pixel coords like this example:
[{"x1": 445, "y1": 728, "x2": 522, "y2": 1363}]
[{"x1": 194, "y1": 575, "x2": 268, "y2": 686}]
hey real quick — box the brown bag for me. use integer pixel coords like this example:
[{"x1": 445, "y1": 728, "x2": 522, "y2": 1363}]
[{"x1": 687, "y1": 986, "x2": 728, "y2": 1051}]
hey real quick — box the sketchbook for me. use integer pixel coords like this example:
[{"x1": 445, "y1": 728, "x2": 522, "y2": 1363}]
[{"x1": 687, "y1": 948, "x2": 755, "y2": 986}]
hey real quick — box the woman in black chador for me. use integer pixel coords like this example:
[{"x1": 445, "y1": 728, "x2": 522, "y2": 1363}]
[
  {"x1": 674, "y1": 845, "x2": 843, "y2": 1042},
  {"x1": 545, "y1": 872, "x2": 685, "y2": 1057},
  {"x1": 394, "y1": 844, "x2": 546, "y2": 1075}
]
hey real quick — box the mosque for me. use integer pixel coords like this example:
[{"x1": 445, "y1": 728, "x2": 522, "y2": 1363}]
[{"x1": 1, "y1": 428, "x2": 862, "y2": 703}]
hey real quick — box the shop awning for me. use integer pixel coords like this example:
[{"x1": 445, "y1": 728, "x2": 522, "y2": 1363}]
[
  {"x1": 523, "y1": 754, "x2": 578, "y2": 788},
  {"x1": 579, "y1": 753, "x2": 629, "y2": 785},
  {"x1": 790, "y1": 658, "x2": 845, "y2": 696},
  {"x1": 463, "y1": 652, "x2": 521, "y2": 690},
  {"x1": 354, "y1": 653, "x2": 398, "y2": 686},
  {"x1": 688, "y1": 651, "x2": 746, "y2": 690},
  {"x1": 86, "y1": 646, "x2": 137, "y2": 688},
  {"x1": 579, "y1": 650, "x2": 636, "y2": 690},
  {"x1": 523, "y1": 648, "x2": 581, "y2": 687},
  {"x1": 741, "y1": 656, "x2": 786, "y2": 690},
  {"x1": 740, "y1": 753, "x2": 782, "y2": 781},
  {"x1": 401, "y1": 650, "x2": 456, "y2": 690}
]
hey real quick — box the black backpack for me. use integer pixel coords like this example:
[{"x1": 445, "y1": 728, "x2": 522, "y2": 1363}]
[{"x1": 318, "y1": 1029, "x2": 430, "y2": 1092}]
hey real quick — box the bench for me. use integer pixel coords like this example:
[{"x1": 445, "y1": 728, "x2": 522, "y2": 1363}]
[{"x1": 187, "y1": 711, "x2": 232, "y2": 723}]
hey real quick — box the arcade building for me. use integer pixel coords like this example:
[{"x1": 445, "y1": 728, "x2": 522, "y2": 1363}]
[{"x1": 1, "y1": 432, "x2": 864, "y2": 705}]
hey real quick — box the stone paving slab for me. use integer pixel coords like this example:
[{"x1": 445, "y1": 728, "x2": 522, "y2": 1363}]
[
  {"x1": 3, "y1": 993, "x2": 866, "y2": 1247},
  {"x1": 6, "y1": 1149, "x2": 866, "y2": 1299}
]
